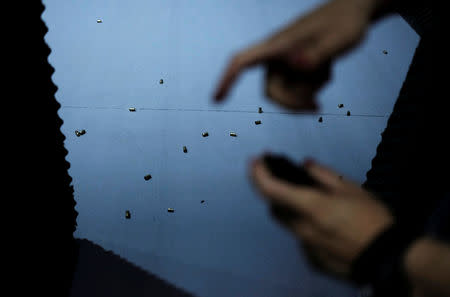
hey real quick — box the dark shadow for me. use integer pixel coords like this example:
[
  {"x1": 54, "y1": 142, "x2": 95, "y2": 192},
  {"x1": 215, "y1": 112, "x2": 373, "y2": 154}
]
[{"x1": 70, "y1": 239, "x2": 197, "y2": 297}]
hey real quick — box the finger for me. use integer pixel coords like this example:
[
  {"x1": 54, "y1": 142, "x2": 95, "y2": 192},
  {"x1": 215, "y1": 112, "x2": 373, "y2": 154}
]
[
  {"x1": 296, "y1": 39, "x2": 333, "y2": 70},
  {"x1": 292, "y1": 220, "x2": 346, "y2": 259},
  {"x1": 265, "y1": 69, "x2": 318, "y2": 110},
  {"x1": 293, "y1": 219, "x2": 326, "y2": 246},
  {"x1": 251, "y1": 159, "x2": 326, "y2": 218},
  {"x1": 303, "y1": 159, "x2": 346, "y2": 192},
  {"x1": 213, "y1": 40, "x2": 284, "y2": 101},
  {"x1": 265, "y1": 64, "x2": 320, "y2": 111},
  {"x1": 270, "y1": 202, "x2": 302, "y2": 226},
  {"x1": 213, "y1": 19, "x2": 318, "y2": 102},
  {"x1": 282, "y1": 59, "x2": 332, "y2": 87}
]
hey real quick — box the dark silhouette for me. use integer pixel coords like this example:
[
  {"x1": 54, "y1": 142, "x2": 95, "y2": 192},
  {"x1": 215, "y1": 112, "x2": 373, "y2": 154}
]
[{"x1": 70, "y1": 239, "x2": 196, "y2": 297}]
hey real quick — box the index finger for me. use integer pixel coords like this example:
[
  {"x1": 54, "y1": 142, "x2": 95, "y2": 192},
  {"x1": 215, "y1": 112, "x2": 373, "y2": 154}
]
[{"x1": 213, "y1": 40, "x2": 284, "y2": 101}]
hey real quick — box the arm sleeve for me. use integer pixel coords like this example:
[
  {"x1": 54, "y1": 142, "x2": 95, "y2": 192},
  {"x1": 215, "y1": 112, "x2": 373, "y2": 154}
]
[{"x1": 425, "y1": 192, "x2": 450, "y2": 243}]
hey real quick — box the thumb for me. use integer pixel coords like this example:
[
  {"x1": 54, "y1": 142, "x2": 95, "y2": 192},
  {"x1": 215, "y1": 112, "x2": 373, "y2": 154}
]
[
  {"x1": 252, "y1": 158, "x2": 325, "y2": 216},
  {"x1": 303, "y1": 158, "x2": 344, "y2": 191}
]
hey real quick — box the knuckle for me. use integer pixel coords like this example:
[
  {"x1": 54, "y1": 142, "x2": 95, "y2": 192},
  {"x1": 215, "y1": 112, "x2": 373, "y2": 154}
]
[
  {"x1": 232, "y1": 54, "x2": 243, "y2": 66},
  {"x1": 260, "y1": 184, "x2": 272, "y2": 197},
  {"x1": 320, "y1": 216, "x2": 334, "y2": 233},
  {"x1": 315, "y1": 208, "x2": 335, "y2": 232},
  {"x1": 311, "y1": 203, "x2": 327, "y2": 222},
  {"x1": 260, "y1": 180, "x2": 276, "y2": 198},
  {"x1": 297, "y1": 224, "x2": 313, "y2": 240},
  {"x1": 307, "y1": 54, "x2": 321, "y2": 69}
]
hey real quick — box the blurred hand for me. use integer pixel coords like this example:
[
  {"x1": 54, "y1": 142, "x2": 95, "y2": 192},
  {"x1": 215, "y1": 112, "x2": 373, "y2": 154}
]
[
  {"x1": 213, "y1": 0, "x2": 379, "y2": 110},
  {"x1": 249, "y1": 156, "x2": 394, "y2": 278}
]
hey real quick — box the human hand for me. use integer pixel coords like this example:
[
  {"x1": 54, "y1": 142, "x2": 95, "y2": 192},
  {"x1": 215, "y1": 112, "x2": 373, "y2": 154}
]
[
  {"x1": 249, "y1": 155, "x2": 394, "y2": 278},
  {"x1": 213, "y1": 0, "x2": 379, "y2": 110}
]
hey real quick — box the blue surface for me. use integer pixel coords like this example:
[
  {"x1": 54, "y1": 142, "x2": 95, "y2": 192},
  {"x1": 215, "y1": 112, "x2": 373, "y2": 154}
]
[{"x1": 42, "y1": 1, "x2": 419, "y2": 296}]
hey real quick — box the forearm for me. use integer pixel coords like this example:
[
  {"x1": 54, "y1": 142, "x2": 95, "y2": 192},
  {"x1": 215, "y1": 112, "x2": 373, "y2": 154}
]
[
  {"x1": 403, "y1": 237, "x2": 450, "y2": 297},
  {"x1": 353, "y1": 0, "x2": 399, "y2": 21}
]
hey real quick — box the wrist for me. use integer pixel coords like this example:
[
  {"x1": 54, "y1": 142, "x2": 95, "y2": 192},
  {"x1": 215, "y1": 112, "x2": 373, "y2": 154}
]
[
  {"x1": 351, "y1": 221, "x2": 422, "y2": 295},
  {"x1": 403, "y1": 237, "x2": 443, "y2": 296},
  {"x1": 403, "y1": 237, "x2": 427, "y2": 280},
  {"x1": 402, "y1": 238, "x2": 427, "y2": 296}
]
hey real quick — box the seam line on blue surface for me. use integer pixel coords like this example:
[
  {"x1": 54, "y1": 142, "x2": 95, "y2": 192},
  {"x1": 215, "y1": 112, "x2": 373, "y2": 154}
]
[{"x1": 60, "y1": 106, "x2": 387, "y2": 117}]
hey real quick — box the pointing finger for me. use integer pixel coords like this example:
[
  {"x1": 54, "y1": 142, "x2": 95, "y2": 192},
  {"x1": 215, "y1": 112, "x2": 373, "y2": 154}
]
[{"x1": 213, "y1": 40, "x2": 284, "y2": 101}]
